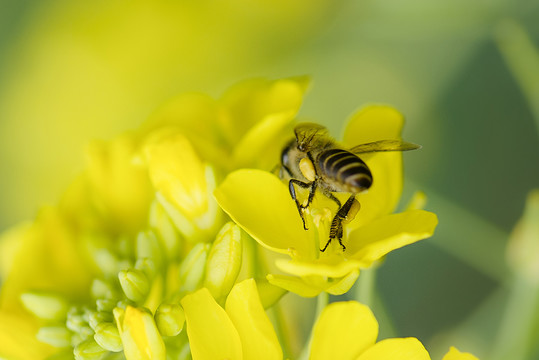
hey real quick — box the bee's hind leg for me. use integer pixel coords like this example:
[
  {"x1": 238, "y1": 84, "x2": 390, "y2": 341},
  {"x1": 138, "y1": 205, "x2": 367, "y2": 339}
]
[
  {"x1": 288, "y1": 179, "x2": 316, "y2": 230},
  {"x1": 322, "y1": 195, "x2": 358, "y2": 252}
]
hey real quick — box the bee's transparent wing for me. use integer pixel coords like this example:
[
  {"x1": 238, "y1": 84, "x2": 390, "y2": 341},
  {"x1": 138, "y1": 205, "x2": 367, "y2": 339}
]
[
  {"x1": 350, "y1": 139, "x2": 421, "y2": 154},
  {"x1": 294, "y1": 123, "x2": 330, "y2": 150}
]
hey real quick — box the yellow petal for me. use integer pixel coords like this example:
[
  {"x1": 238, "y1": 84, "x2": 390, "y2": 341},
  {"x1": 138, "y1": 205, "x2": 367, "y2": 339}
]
[
  {"x1": 266, "y1": 274, "x2": 322, "y2": 298},
  {"x1": 142, "y1": 92, "x2": 219, "y2": 143},
  {"x1": 0, "y1": 208, "x2": 94, "y2": 314},
  {"x1": 0, "y1": 221, "x2": 31, "y2": 278},
  {"x1": 181, "y1": 288, "x2": 242, "y2": 360},
  {"x1": 225, "y1": 279, "x2": 282, "y2": 360},
  {"x1": 85, "y1": 133, "x2": 153, "y2": 234},
  {"x1": 441, "y1": 347, "x2": 479, "y2": 360},
  {"x1": 219, "y1": 77, "x2": 309, "y2": 144},
  {"x1": 145, "y1": 132, "x2": 208, "y2": 220},
  {"x1": 232, "y1": 110, "x2": 296, "y2": 168},
  {"x1": 352, "y1": 151, "x2": 403, "y2": 225},
  {"x1": 355, "y1": 338, "x2": 431, "y2": 360},
  {"x1": 141, "y1": 93, "x2": 229, "y2": 165},
  {"x1": 324, "y1": 270, "x2": 360, "y2": 296},
  {"x1": 342, "y1": 105, "x2": 404, "y2": 145},
  {"x1": 346, "y1": 210, "x2": 438, "y2": 266},
  {"x1": 214, "y1": 169, "x2": 314, "y2": 258},
  {"x1": 310, "y1": 301, "x2": 378, "y2": 360},
  {"x1": 114, "y1": 306, "x2": 166, "y2": 360},
  {"x1": 342, "y1": 105, "x2": 406, "y2": 223},
  {"x1": 0, "y1": 310, "x2": 54, "y2": 360},
  {"x1": 275, "y1": 255, "x2": 362, "y2": 278}
]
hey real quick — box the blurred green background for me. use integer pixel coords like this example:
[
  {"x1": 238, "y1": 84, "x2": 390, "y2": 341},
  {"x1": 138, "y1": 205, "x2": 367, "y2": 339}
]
[{"x1": 1, "y1": 0, "x2": 538, "y2": 359}]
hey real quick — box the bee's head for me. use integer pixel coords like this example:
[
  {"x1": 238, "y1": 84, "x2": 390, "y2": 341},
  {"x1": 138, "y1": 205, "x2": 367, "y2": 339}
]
[{"x1": 280, "y1": 139, "x2": 296, "y2": 168}]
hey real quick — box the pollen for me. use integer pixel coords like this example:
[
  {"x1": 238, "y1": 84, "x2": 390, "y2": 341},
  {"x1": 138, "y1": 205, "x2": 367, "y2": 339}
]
[{"x1": 299, "y1": 157, "x2": 316, "y2": 182}]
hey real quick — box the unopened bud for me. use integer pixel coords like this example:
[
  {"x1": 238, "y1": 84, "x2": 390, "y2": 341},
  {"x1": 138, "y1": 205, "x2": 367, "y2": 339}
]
[
  {"x1": 88, "y1": 311, "x2": 113, "y2": 331},
  {"x1": 91, "y1": 279, "x2": 118, "y2": 300},
  {"x1": 114, "y1": 306, "x2": 166, "y2": 360},
  {"x1": 74, "y1": 338, "x2": 108, "y2": 360},
  {"x1": 149, "y1": 200, "x2": 182, "y2": 259},
  {"x1": 136, "y1": 230, "x2": 163, "y2": 266},
  {"x1": 135, "y1": 258, "x2": 157, "y2": 280},
  {"x1": 119, "y1": 269, "x2": 150, "y2": 302},
  {"x1": 94, "y1": 322, "x2": 122, "y2": 352},
  {"x1": 178, "y1": 243, "x2": 210, "y2": 292},
  {"x1": 20, "y1": 292, "x2": 68, "y2": 321},
  {"x1": 36, "y1": 326, "x2": 72, "y2": 348},
  {"x1": 96, "y1": 299, "x2": 116, "y2": 313},
  {"x1": 155, "y1": 303, "x2": 185, "y2": 336},
  {"x1": 203, "y1": 222, "x2": 243, "y2": 303}
]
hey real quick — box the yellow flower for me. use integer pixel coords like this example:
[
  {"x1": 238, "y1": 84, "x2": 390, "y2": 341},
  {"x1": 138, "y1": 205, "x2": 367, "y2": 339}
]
[
  {"x1": 142, "y1": 76, "x2": 310, "y2": 171},
  {"x1": 114, "y1": 306, "x2": 166, "y2": 360},
  {"x1": 215, "y1": 105, "x2": 438, "y2": 296},
  {"x1": 181, "y1": 279, "x2": 282, "y2": 360},
  {"x1": 309, "y1": 301, "x2": 478, "y2": 360}
]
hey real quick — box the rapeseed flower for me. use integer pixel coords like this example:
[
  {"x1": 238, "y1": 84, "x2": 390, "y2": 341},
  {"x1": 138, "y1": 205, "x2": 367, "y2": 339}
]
[
  {"x1": 0, "y1": 77, "x2": 306, "y2": 360},
  {"x1": 0, "y1": 77, "x2": 451, "y2": 359},
  {"x1": 308, "y1": 301, "x2": 478, "y2": 360},
  {"x1": 215, "y1": 106, "x2": 438, "y2": 297}
]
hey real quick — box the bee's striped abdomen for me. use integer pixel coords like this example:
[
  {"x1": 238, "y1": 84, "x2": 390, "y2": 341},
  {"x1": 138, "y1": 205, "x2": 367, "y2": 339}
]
[{"x1": 318, "y1": 149, "x2": 372, "y2": 193}]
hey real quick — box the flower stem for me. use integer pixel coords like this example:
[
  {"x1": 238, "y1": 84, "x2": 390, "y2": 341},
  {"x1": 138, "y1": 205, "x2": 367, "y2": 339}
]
[
  {"x1": 354, "y1": 267, "x2": 376, "y2": 307},
  {"x1": 490, "y1": 276, "x2": 539, "y2": 360},
  {"x1": 269, "y1": 302, "x2": 294, "y2": 359}
]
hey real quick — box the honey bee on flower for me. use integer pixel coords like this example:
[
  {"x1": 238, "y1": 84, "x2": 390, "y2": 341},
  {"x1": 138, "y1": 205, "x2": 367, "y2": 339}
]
[{"x1": 279, "y1": 123, "x2": 421, "y2": 251}]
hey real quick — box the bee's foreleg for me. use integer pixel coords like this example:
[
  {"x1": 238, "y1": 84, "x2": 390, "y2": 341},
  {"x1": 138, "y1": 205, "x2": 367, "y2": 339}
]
[
  {"x1": 323, "y1": 195, "x2": 357, "y2": 252},
  {"x1": 289, "y1": 179, "x2": 312, "y2": 230},
  {"x1": 324, "y1": 192, "x2": 342, "y2": 210}
]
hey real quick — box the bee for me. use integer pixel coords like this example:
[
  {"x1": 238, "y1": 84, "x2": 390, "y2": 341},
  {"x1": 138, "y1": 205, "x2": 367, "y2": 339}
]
[{"x1": 279, "y1": 123, "x2": 420, "y2": 252}]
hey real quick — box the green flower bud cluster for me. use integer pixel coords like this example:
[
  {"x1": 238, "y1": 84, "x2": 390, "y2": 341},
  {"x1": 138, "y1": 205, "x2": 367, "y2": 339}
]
[{"x1": 22, "y1": 206, "x2": 244, "y2": 359}]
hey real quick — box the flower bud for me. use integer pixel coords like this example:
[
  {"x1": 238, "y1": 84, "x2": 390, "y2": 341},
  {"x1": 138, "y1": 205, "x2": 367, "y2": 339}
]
[
  {"x1": 74, "y1": 338, "x2": 108, "y2": 360},
  {"x1": 94, "y1": 322, "x2": 122, "y2": 352},
  {"x1": 155, "y1": 303, "x2": 185, "y2": 336},
  {"x1": 96, "y1": 299, "x2": 116, "y2": 313},
  {"x1": 149, "y1": 200, "x2": 182, "y2": 259},
  {"x1": 134, "y1": 258, "x2": 157, "y2": 280},
  {"x1": 136, "y1": 230, "x2": 163, "y2": 266},
  {"x1": 66, "y1": 308, "x2": 90, "y2": 335},
  {"x1": 88, "y1": 311, "x2": 113, "y2": 331},
  {"x1": 91, "y1": 279, "x2": 118, "y2": 300},
  {"x1": 203, "y1": 222, "x2": 243, "y2": 303},
  {"x1": 114, "y1": 306, "x2": 166, "y2": 360},
  {"x1": 20, "y1": 292, "x2": 69, "y2": 321},
  {"x1": 36, "y1": 326, "x2": 72, "y2": 347},
  {"x1": 178, "y1": 243, "x2": 210, "y2": 292},
  {"x1": 119, "y1": 269, "x2": 150, "y2": 302}
]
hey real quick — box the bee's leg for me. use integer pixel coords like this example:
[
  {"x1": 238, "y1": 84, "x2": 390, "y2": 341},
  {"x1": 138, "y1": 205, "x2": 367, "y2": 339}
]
[
  {"x1": 289, "y1": 179, "x2": 312, "y2": 230},
  {"x1": 322, "y1": 195, "x2": 357, "y2": 252},
  {"x1": 324, "y1": 192, "x2": 342, "y2": 210},
  {"x1": 301, "y1": 181, "x2": 317, "y2": 210}
]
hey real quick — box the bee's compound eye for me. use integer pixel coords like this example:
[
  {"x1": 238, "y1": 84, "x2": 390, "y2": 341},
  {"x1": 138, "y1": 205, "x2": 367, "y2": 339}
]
[
  {"x1": 280, "y1": 146, "x2": 289, "y2": 166},
  {"x1": 299, "y1": 157, "x2": 316, "y2": 182}
]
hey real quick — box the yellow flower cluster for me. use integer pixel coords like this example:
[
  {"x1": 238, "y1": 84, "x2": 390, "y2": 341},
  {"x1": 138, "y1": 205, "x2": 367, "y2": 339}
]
[{"x1": 0, "y1": 77, "x2": 473, "y2": 360}]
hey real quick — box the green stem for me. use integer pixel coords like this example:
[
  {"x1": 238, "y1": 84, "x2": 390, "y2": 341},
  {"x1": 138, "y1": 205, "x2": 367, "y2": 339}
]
[
  {"x1": 270, "y1": 302, "x2": 294, "y2": 359},
  {"x1": 354, "y1": 268, "x2": 376, "y2": 307},
  {"x1": 490, "y1": 276, "x2": 539, "y2": 360},
  {"x1": 298, "y1": 292, "x2": 329, "y2": 360}
]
